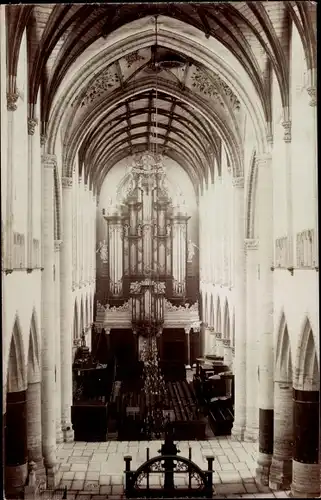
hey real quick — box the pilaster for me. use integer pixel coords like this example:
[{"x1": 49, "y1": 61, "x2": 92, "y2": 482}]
[
  {"x1": 60, "y1": 176, "x2": 74, "y2": 443},
  {"x1": 41, "y1": 154, "x2": 57, "y2": 482},
  {"x1": 27, "y1": 116, "x2": 38, "y2": 270},
  {"x1": 5, "y1": 91, "x2": 19, "y2": 270},
  {"x1": 307, "y1": 86, "x2": 318, "y2": 268},
  {"x1": 282, "y1": 115, "x2": 293, "y2": 268},
  {"x1": 244, "y1": 238, "x2": 259, "y2": 442},
  {"x1": 255, "y1": 153, "x2": 274, "y2": 485},
  {"x1": 54, "y1": 240, "x2": 63, "y2": 444},
  {"x1": 231, "y1": 176, "x2": 246, "y2": 441}
]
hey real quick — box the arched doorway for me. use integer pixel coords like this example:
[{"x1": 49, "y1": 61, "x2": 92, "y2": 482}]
[
  {"x1": 270, "y1": 316, "x2": 293, "y2": 490},
  {"x1": 5, "y1": 317, "x2": 28, "y2": 498},
  {"x1": 291, "y1": 319, "x2": 319, "y2": 498}
]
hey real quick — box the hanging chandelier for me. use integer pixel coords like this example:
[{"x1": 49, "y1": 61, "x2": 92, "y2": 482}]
[{"x1": 138, "y1": 15, "x2": 170, "y2": 439}]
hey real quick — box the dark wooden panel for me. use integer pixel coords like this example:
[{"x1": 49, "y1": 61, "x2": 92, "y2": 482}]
[
  {"x1": 190, "y1": 330, "x2": 201, "y2": 366},
  {"x1": 259, "y1": 408, "x2": 274, "y2": 455},
  {"x1": 6, "y1": 391, "x2": 27, "y2": 466},
  {"x1": 72, "y1": 403, "x2": 108, "y2": 442},
  {"x1": 293, "y1": 390, "x2": 319, "y2": 464}
]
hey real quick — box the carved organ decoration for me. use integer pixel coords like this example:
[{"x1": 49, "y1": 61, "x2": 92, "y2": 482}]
[{"x1": 103, "y1": 152, "x2": 190, "y2": 302}]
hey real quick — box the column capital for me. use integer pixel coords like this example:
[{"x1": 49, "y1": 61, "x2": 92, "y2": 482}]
[
  {"x1": 28, "y1": 117, "x2": 38, "y2": 136},
  {"x1": 105, "y1": 328, "x2": 111, "y2": 335},
  {"x1": 216, "y1": 331, "x2": 222, "y2": 340},
  {"x1": 244, "y1": 238, "x2": 259, "y2": 251},
  {"x1": 307, "y1": 86, "x2": 317, "y2": 107},
  {"x1": 185, "y1": 326, "x2": 191, "y2": 334},
  {"x1": 232, "y1": 176, "x2": 244, "y2": 189},
  {"x1": 42, "y1": 154, "x2": 57, "y2": 169},
  {"x1": 54, "y1": 240, "x2": 62, "y2": 252},
  {"x1": 222, "y1": 338, "x2": 230, "y2": 347},
  {"x1": 7, "y1": 91, "x2": 19, "y2": 111},
  {"x1": 40, "y1": 134, "x2": 47, "y2": 146},
  {"x1": 62, "y1": 176, "x2": 73, "y2": 189},
  {"x1": 255, "y1": 153, "x2": 272, "y2": 167},
  {"x1": 282, "y1": 120, "x2": 292, "y2": 143}
]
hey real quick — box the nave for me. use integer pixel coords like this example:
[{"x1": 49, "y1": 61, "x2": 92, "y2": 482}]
[{"x1": 1, "y1": 2, "x2": 318, "y2": 499}]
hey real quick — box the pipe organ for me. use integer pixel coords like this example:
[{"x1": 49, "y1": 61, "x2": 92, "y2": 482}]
[{"x1": 103, "y1": 153, "x2": 190, "y2": 310}]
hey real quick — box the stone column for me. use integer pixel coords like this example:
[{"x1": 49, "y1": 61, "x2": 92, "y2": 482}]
[
  {"x1": 5, "y1": 91, "x2": 19, "y2": 270},
  {"x1": 307, "y1": 85, "x2": 318, "y2": 267},
  {"x1": 27, "y1": 116, "x2": 37, "y2": 269},
  {"x1": 209, "y1": 327, "x2": 216, "y2": 355},
  {"x1": 244, "y1": 238, "x2": 259, "y2": 442},
  {"x1": 27, "y1": 366, "x2": 45, "y2": 481},
  {"x1": 41, "y1": 154, "x2": 57, "y2": 484},
  {"x1": 215, "y1": 332, "x2": 224, "y2": 357},
  {"x1": 60, "y1": 176, "x2": 74, "y2": 442},
  {"x1": 291, "y1": 389, "x2": 319, "y2": 498},
  {"x1": 200, "y1": 322, "x2": 206, "y2": 357},
  {"x1": 204, "y1": 326, "x2": 211, "y2": 356},
  {"x1": 269, "y1": 381, "x2": 293, "y2": 490},
  {"x1": 5, "y1": 390, "x2": 28, "y2": 496},
  {"x1": 54, "y1": 240, "x2": 63, "y2": 444},
  {"x1": 185, "y1": 327, "x2": 191, "y2": 368},
  {"x1": 231, "y1": 176, "x2": 246, "y2": 440},
  {"x1": 255, "y1": 153, "x2": 274, "y2": 485},
  {"x1": 223, "y1": 339, "x2": 232, "y2": 369},
  {"x1": 282, "y1": 118, "x2": 294, "y2": 268}
]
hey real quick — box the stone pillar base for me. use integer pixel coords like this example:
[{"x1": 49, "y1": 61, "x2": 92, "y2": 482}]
[
  {"x1": 63, "y1": 426, "x2": 74, "y2": 443},
  {"x1": 256, "y1": 452, "x2": 272, "y2": 485},
  {"x1": 269, "y1": 457, "x2": 292, "y2": 490},
  {"x1": 5, "y1": 463, "x2": 28, "y2": 497},
  {"x1": 291, "y1": 462, "x2": 320, "y2": 498},
  {"x1": 56, "y1": 425, "x2": 64, "y2": 444},
  {"x1": 231, "y1": 424, "x2": 245, "y2": 441},
  {"x1": 46, "y1": 465, "x2": 58, "y2": 489},
  {"x1": 244, "y1": 427, "x2": 258, "y2": 442}
]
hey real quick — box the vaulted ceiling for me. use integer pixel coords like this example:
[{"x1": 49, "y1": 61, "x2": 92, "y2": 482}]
[{"x1": 6, "y1": 2, "x2": 317, "y2": 192}]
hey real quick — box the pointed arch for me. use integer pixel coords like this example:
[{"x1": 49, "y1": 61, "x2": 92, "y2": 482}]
[
  {"x1": 7, "y1": 316, "x2": 27, "y2": 393},
  {"x1": 275, "y1": 313, "x2": 292, "y2": 383},
  {"x1": 216, "y1": 296, "x2": 222, "y2": 333},
  {"x1": 73, "y1": 299, "x2": 79, "y2": 340},
  {"x1": 223, "y1": 299, "x2": 231, "y2": 341},
  {"x1": 27, "y1": 310, "x2": 41, "y2": 384},
  {"x1": 294, "y1": 318, "x2": 319, "y2": 391}
]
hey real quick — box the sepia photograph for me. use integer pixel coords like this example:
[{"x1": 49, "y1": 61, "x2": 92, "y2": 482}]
[{"x1": 1, "y1": 2, "x2": 318, "y2": 499}]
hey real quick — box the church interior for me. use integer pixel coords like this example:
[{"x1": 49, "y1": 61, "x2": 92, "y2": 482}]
[{"x1": 1, "y1": 2, "x2": 319, "y2": 499}]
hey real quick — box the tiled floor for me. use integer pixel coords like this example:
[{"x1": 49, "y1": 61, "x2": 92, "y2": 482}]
[{"x1": 53, "y1": 436, "x2": 291, "y2": 499}]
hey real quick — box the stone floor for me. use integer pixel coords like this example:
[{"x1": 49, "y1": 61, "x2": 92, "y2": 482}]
[{"x1": 52, "y1": 436, "x2": 292, "y2": 499}]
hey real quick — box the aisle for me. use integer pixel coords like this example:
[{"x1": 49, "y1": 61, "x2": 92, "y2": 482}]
[{"x1": 53, "y1": 436, "x2": 290, "y2": 498}]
